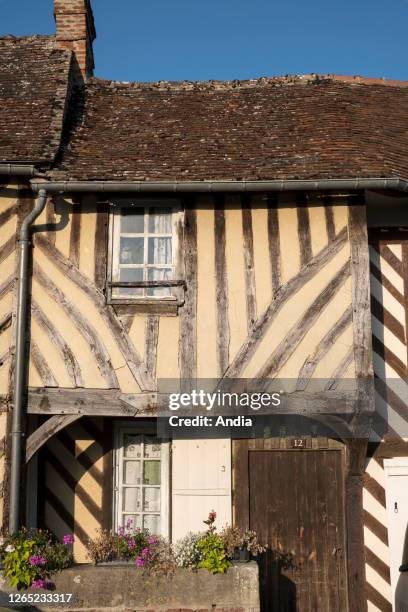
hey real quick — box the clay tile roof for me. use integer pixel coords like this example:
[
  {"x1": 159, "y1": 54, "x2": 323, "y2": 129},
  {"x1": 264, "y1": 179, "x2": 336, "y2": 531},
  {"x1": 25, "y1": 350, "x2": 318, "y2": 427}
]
[
  {"x1": 0, "y1": 35, "x2": 73, "y2": 165},
  {"x1": 52, "y1": 73, "x2": 408, "y2": 182}
]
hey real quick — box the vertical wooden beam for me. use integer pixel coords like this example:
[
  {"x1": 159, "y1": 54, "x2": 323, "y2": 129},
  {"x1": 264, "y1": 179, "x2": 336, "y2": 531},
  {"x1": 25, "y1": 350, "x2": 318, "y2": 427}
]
[
  {"x1": 214, "y1": 195, "x2": 230, "y2": 376},
  {"x1": 45, "y1": 197, "x2": 56, "y2": 246},
  {"x1": 348, "y1": 199, "x2": 374, "y2": 411},
  {"x1": 323, "y1": 196, "x2": 336, "y2": 242},
  {"x1": 297, "y1": 193, "x2": 312, "y2": 267},
  {"x1": 232, "y1": 439, "x2": 249, "y2": 530},
  {"x1": 94, "y1": 203, "x2": 108, "y2": 290},
  {"x1": 69, "y1": 203, "x2": 81, "y2": 268},
  {"x1": 241, "y1": 194, "x2": 257, "y2": 331},
  {"x1": 267, "y1": 193, "x2": 281, "y2": 296},
  {"x1": 345, "y1": 438, "x2": 369, "y2": 612},
  {"x1": 145, "y1": 315, "x2": 159, "y2": 382},
  {"x1": 347, "y1": 198, "x2": 372, "y2": 611},
  {"x1": 179, "y1": 200, "x2": 197, "y2": 386}
]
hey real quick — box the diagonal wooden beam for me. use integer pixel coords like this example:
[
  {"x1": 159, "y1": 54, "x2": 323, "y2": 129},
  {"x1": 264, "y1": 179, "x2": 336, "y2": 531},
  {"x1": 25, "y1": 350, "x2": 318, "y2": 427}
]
[
  {"x1": 35, "y1": 235, "x2": 154, "y2": 391},
  {"x1": 32, "y1": 300, "x2": 83, "y2": 387},
  {"x1": 325, "y1": 347, "x2": 354, "y2": 390},
  {"x1": 30, "y1": 340, "x2": 58, "y2": 387},
  {"x1": 34, "y1": 263, "x2": 119, "y2": 388},
  {"x1": 0, "y1": 312, "x2": 11, "y2": 334},
  {"x1": 0, "y1": 275, "x2": 14, "y2": 301},
  {"x1": 0, "y1": 235, "x2": 15, "y2": 266},
  {"x1": 0, "y1": 205, "x2": 16, "y2": 228},
  {"x1": 222, "y1": 227, "x2": 348, "y2": 380},
  {"x1": 256, "y1": 260, "x2": 350, "y2": 379},
  {"x1": 26, "y1": 414, "x2": 81, "y2": 462},
  {"x1": 296, "y1": 306, "x2": 353, "y2": 390}
]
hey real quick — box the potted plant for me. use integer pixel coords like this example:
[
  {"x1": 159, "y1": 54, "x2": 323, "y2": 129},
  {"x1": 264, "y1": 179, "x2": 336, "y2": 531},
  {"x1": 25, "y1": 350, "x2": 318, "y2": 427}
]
[{"x1": 220, "y1": 524, "x2": 267, "y2": 563}]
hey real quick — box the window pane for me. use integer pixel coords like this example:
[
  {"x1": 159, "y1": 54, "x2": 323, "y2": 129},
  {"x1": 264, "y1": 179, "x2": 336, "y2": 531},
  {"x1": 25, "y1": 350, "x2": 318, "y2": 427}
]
[
  {"x1": 124, "y1": 435, "x2": 142, "y2": 458},
  {"x1": 143, "y1": 487, "x2": 160, "y2": 512},
  {"x1": 120, "y1": 207, "x2": 144, "y2": 233},
  {"x1": 144, "y1": 438, "x2": 161, "y2": 458},
  {"x1": 143, "y1": 460, "x2": 161, "y2": 485},
  {"x1": 147, "y1": 268, "x2": 172, "y2": 297},
  {"x1": 119, "y1": 268, "x2": 143, "y2": 297},
  {"x1": 123, "y1": 487, "x2": 141, "y2": 512},
  {"x1": 148, "y1": 237, "x2": 172, "y2": 264},
  {"x1": 124, "y1": 461, "x2": 141, "y2": 485},
  {"x1": 143, "y1": 514, "x2": 160, "y2": 534},
  {"x1": 148, "y1": 207, "x2": 171, "y2": 233},
  {"x1": 120, "y1": 237, "x2": 144, "y2": 264}
]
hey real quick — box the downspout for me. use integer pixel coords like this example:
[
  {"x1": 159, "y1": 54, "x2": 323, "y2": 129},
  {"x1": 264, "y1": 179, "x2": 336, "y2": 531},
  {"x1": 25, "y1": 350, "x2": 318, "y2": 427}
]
[{"x1": 9, "y1": 188, "x2": 47, "y2": 534}]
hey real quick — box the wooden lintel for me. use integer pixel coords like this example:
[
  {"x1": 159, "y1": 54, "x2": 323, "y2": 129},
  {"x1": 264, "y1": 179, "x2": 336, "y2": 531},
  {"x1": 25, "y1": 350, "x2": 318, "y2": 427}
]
[
  {"x1": 25, "y1": 387, "x2": 365, "y2": 418},
  {"x1": 27, "y1": 388, "x2": 166, "y2": 416}
]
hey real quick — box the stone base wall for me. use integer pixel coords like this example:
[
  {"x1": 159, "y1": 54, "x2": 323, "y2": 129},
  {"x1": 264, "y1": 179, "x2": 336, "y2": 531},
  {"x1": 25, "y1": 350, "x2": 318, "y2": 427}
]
[{"x1": 0, "y1": 563, "x2": 260, "y2": 611}]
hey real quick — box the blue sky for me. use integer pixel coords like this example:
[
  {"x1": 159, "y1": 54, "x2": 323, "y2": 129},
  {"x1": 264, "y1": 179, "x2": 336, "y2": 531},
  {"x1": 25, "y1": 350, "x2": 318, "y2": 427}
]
[{"x1": 2, "y1": 0, "x2": 408, "y2": 82}]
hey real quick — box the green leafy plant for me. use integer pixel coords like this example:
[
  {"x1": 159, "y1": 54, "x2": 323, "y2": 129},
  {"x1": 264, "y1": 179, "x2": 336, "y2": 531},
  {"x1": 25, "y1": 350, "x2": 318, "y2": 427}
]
[
  {"x1": 0, "y1": 528, "x2": 73, "y2": 590},
  {"x1": 2, "y1": 540, "x2": 37, "y2": 589},
  {"x1": 197, "y1": 533, "x2": 231, "y2": 574},
  {"x1": 195, "y1": 511, "x2": 232, "y2": 574}
]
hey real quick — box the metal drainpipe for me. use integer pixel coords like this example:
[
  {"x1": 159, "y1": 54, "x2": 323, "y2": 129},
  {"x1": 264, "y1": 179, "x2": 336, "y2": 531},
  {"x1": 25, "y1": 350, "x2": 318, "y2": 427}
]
[{"x1": 9, "y1": 188, "x2": 47, "y2": 534}]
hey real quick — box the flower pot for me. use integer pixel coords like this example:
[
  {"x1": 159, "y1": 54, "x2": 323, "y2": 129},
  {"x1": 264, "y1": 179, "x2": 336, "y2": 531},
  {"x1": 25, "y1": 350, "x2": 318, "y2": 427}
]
[{"x1": 232, "y1": 547, "x2": 250, "y2": 563}]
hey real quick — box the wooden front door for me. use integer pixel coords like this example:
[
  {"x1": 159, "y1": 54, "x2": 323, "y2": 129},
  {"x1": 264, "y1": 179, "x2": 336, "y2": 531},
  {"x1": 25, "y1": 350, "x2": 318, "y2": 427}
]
[{"x1": 234, "y1": 442, "x2": 348, "y2": 612}]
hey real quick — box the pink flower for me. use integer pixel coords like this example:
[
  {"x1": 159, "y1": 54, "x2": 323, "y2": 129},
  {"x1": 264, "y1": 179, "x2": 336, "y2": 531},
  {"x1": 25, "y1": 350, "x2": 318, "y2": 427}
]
[
  {"x1": 29, "y1": 555, "x2": 47, "y2": 567},
  {"x1": 141, "y1": 547, "x2": 150, "y2": 556},
  {"x1": 32, "y1": 579, "x2": 47, "y2": 589},
  {"x1": 148, "y1": 536, "x2": 158, "y2": 545},
  {"x1": 127, "y1": 538, "x2": 135, "y2": 549},
  {"x1": 63, "y1": 534, "x2": 74, "y2": 545},
  {"x1": 209, "y1": 511, "x2": 216, "y2": 521},
  {"x1": 135, "y1": 556, "x2": 144, "y2": 567}
]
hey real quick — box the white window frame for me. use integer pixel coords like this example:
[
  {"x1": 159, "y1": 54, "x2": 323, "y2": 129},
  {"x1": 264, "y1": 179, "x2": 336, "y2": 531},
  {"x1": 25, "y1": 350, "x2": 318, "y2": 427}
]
[
  {"x1": 107, "y1": 199, "x2": 183, "y2": 304},
  {"x1": 113, "y1": 421, "x2": 170, "y2": 538}
]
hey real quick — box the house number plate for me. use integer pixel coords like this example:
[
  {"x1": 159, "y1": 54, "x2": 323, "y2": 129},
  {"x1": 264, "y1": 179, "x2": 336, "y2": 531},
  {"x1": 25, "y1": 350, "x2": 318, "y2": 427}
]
[{"x1": 291, "y1": 438, "x2": 308, "y2": 448}]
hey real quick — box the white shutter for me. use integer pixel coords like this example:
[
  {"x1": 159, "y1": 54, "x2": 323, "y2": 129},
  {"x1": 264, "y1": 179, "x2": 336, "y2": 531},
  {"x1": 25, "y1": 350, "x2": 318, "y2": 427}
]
[{"x1": 171, "y1": 438, "x2": 231, "y2": 541}]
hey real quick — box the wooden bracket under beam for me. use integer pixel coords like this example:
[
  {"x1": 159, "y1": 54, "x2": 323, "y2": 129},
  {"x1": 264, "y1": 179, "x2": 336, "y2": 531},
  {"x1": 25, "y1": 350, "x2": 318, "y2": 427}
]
[{"x1": 26, "y1": 414, "x2": 82, "y2": 463}]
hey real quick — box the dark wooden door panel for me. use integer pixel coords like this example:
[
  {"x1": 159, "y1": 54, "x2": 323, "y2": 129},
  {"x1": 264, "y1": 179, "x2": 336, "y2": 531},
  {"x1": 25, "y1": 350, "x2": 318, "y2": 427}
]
[{"x1": 249, "y1": 450, "x2": 347, "y2": 612}]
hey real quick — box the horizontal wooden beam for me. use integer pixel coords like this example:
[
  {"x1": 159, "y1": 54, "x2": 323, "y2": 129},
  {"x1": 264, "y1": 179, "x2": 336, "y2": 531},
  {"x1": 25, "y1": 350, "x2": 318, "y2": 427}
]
[
  {"x1": 109, "y1": 280, "x2": 186, "y2": 288},
  {"x1": 24, "y1": 387, "x2": 367, "y2": 418},
  {"x1": 27, "y1": 388, "x2": 165, "y2": 416}
]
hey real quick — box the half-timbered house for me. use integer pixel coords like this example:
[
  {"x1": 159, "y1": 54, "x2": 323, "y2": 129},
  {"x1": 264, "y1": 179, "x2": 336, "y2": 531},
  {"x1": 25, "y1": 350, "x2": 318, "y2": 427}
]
[{"x1": 1, "y1": 1, "x2": 408, "y2": 610}]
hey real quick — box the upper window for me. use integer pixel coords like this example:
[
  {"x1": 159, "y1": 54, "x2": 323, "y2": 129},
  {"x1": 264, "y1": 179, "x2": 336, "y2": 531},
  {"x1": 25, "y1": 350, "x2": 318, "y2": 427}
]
[{"x1": 109, "y1": 200, "x2": 181, "y2": 303}]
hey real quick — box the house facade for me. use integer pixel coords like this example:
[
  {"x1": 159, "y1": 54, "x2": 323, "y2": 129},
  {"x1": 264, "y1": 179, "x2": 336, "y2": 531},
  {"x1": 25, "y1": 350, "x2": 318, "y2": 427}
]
[{"x1": 1, "y1": 2, "x2": 408, "y2": 610}]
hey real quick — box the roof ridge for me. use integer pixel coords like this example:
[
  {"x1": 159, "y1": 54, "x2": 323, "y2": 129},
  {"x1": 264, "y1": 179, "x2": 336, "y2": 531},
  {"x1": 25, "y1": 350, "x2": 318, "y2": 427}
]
[{"x1": 88, "y1": 73, "x2": 408, "y2": 91}]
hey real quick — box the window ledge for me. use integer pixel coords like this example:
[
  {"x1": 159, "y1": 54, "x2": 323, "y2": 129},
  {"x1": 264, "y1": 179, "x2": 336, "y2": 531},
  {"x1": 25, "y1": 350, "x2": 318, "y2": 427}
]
[{"x1": 112, "y1": 300, "x2": 183, "y2": 316}]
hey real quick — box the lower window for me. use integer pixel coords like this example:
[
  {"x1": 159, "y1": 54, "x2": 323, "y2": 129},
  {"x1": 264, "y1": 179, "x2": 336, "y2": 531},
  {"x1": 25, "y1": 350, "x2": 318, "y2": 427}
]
[{"x1": 113, "y1": 423, "x2": 169, "y2": 536}]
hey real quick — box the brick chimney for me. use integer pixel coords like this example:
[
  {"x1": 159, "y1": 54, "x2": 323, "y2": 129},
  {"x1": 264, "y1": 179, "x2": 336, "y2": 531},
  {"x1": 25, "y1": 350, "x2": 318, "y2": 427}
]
[{"x1": 54, "y1": 0, "x2": 96, "y2": 80}]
